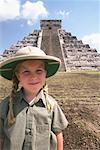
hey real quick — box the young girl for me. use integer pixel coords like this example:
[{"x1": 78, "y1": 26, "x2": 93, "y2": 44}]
[{"x1": 0, "y1": 46, "x2": 68, "y2": 150}]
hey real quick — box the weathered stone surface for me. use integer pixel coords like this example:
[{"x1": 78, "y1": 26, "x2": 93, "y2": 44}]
[
  {"x1": 1, "y1": 20, "x2": 100, "y2": 71},
  {"x1": 2, "y1": 30, "x2": 40, "y2": 57},
  {"x1": 58, "y1": 29, "x2": 100, "y2": 71}
]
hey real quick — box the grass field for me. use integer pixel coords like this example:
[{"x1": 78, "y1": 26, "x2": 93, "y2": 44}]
[{"x1": 0, "y1": 71, "x2": 100, "y2": 149}]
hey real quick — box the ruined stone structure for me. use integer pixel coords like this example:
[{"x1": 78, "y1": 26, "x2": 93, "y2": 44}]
[
  {"x1": 2, "y1": 20, "x2": 100, "y2": 71},
  {"x1": 3, "y1": 30, "x2": 40, "y2": 56}
]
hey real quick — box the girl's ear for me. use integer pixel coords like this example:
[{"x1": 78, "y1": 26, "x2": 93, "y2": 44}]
[
  {"x1": 14, "y1": 70, "x2": 20, "y2": 82},
  {"x1": 16, "y1": 73, "x2": 20, "y2": 82},
  {"x1": 13, "y1": 63, "x2": 21, "y2": 81}
]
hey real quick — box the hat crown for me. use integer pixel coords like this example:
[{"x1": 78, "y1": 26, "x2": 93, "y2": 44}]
[
  {"x1": 16, "y1": 46, "x2": 46, "y2": 57},
  {"x1": 0, "y1": 46, "x2": 61, "y2": 80}
]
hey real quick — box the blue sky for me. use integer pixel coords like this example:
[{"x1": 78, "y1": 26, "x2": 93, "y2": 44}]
[{"x1": 0, "y1": 0, "x2": 100, "y2": 54}]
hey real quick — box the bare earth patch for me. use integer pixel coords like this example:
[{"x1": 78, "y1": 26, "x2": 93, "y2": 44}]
[{"x1": 0, "y1": 72, "x2": 100, "y2": 149}]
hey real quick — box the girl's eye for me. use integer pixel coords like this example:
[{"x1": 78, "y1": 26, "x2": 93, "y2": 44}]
[
  {"x1": 22, "y1": 70, "x2": 30, "y2": 75},
  {"x1": 36, "y1": 69, "x2": 45, "y2": 74},
  {"x1": 20, "y1": 68, "x2": 45, "y2": 76}
]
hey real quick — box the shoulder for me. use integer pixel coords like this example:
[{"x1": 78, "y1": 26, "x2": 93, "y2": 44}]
[
  {"x1": 46, "y1": 94, "x2": 58, "y2": 111},
  {"x1": 48, "y1": 95, "x2": 69, "y2": 133},
  {"x1": 0, "y1": 96, "x2": 9, "y2": 107},
  {"x1": 0, "y1": 97, "x2": 9, "y2": 119},
  {"x1": 47, "y1": 94, "x2": 57, "y2": 105}
]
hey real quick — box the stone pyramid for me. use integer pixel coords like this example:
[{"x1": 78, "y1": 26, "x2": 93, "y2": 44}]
[{"x1": 2, "y1": 20, "x2": 100, "y2": 71}]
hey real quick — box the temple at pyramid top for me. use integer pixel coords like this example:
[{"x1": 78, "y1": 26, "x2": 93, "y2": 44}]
[
  {"x1": 40, "y1": 20, "x2": 62, "y2": 29},
  {"x1": 1, "y1": 19, "x2": 100, "y2": 71}
]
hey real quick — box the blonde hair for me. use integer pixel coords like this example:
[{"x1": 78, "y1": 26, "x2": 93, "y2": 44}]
[
  {"x1": 7, "y1": 67, "x2": 53, "y2": 125},
  {"x1": 7, "y1": 75, "x2": 19, "y2": 125},
  {"x1": 43, "y1": 84, "x2": 53, "y2": 112}
]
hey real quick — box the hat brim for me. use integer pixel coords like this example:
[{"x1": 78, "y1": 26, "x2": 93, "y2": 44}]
[{"x1": 0, "y1": 55, "x2": 61, "y2": 80}]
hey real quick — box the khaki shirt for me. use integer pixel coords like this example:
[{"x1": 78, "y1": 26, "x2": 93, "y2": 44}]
[{"x1": 0, "y1": 89, "x2": 68, "y2": 150}]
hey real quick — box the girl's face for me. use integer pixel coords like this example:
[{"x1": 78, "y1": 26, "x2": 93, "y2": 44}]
[{"x1": 16, "y1": 60, "x2": 46, "y2": 97}]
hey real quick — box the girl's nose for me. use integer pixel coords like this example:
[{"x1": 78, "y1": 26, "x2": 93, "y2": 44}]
[{"x1": 30, "y1": 73, "x2": 38, "y2": 79}]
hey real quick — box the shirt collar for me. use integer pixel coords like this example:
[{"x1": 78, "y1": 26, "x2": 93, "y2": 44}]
[
  {"x1": 35, "y1": 89, "x2": 46, "y2": 106},
  {"x1": 16, "y1": 88, "x2": 46, "y2": 107}
]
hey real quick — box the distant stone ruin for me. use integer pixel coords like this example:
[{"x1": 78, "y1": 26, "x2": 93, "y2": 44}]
[{"x1": 1, "y1": 20, "x2": 100, "y2": 71}]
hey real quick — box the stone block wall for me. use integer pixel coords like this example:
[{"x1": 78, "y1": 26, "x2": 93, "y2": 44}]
[
  {"x1": 1, "y1": 20, "x2": 100, "y2": 71},
  {"x1": 58, "y1": 29, "x2": 100, "y2": 71}
]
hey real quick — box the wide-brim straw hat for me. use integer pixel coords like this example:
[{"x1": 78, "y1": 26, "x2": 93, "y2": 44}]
[{"x1": 0, "y1": 46, "x2": 61, "y2": 80}]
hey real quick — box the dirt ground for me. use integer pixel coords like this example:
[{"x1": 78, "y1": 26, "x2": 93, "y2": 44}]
[
  {"x1": 0, "y1": 72, "x2": 100, "y2": 150},
  {"x1": 47, "y1": 72, "x2": 100, "y2": 150},
  {"x1": 62, "y1": 104, "x2": 100, "y2": 150}
]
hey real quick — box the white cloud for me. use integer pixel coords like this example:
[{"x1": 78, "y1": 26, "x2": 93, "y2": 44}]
[
  {"x1": 0, "y1": 0, "x2": 20, "y2": 21},
  {"x1": 21, "y1": 1, "x2": 48, "y2": 25},
  {"x1": 82, "y1": 33, "x2": 100, "y2": 53},
  {"x1": 56, "y1": 10, "x2": 70, "y2": 19},
  {"x1": 0, "y1": 0, "x2": 48, "y2": 25}
]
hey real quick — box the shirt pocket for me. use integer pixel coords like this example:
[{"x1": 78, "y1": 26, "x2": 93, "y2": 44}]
[{"x1": 35, "y1": 125, "x2": 50, "y2": 150}]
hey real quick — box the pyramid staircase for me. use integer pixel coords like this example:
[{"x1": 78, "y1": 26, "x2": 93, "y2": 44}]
[
  {"x1": 3, "y1": 30, "x2": 41, "y2": 56},
  {"x1": 2, "y1": 20, "x2": 100, "y2": 71},
  {"x1": 58, "y1": 29, "x2": 100, "y2": 71},
  {"x1": 1, "y1": 20, "x2": 100, "y2": 149}
]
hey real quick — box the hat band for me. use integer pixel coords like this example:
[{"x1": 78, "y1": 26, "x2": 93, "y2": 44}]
[{"x1": 0, "y1": 68, "x2": 12, "y2": 71}]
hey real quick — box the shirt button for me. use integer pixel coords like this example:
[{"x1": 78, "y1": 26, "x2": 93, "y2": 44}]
[{"x1": 25, "y1": 128, "x2": 31, "y2": 135}]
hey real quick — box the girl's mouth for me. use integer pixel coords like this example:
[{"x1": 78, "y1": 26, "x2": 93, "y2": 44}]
[{"x1": 29, "y1": 82, "x2": 40, "y2": 85}]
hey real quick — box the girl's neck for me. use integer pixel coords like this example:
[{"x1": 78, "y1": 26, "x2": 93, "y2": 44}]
[
  {"x1": 25, "y1": 95, "x2": 36, "y2": 103},
  {"x1": 23, "y1": 89, "x2": 41, "y2": 103},
  {"x1": 23, "y1": 91, "x2": 37, "y2": 103}
]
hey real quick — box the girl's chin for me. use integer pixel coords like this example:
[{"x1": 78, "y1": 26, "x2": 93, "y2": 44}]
[{"x1": 25, "y1": 86, "x2": 42, "y2": 92}]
